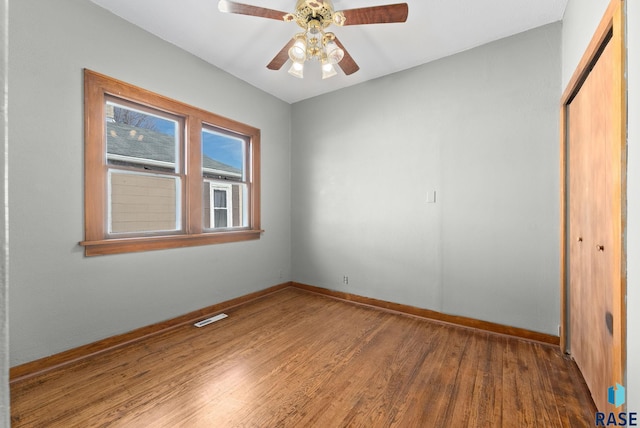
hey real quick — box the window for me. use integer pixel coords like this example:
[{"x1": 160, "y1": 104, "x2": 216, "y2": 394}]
[{"x1": 81, "y1": 70, "x2": 261, "y2": 256}]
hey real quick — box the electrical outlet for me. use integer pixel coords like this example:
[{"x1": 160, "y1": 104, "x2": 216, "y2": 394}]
[{"x1": 343, "y1": 275, "x2": 349, "y2": 285}]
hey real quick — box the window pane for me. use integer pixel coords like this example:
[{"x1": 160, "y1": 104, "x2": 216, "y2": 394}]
[
  {"x1": 202, "y1": 127, "x2": 244, "y2": 181},
  {"x1": 109, "y1": 171, "x2": 181, "y2": 234},
  {"x1": 214, "y1": 210, "x2": 228, "y2": 228},
  {"x1": 213, "y1": 189, "x2": 227, "y2": 208},
  {"x1": 106, "y1": 101, "x2": 179, "y2": 173}
]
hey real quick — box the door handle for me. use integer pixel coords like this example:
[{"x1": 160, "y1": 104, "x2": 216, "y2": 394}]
[{"x1": 596, "y1": 245, "x2": 605, "y2": 252}]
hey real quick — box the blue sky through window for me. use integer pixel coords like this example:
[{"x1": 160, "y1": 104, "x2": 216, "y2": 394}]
[
  {"x1": 109, "y1": 103, "x2": 244, "y2": 170},
  {"x1": 122, "y1": 111, "x2": 243, "y2": 170},
  {"x1": 201, "y1": 128, "x2": 244, "y2": 170}
]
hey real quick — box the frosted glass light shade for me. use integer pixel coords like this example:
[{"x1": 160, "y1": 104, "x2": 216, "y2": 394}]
[
  {"x1": 288, "y1": 38, "x2": 307, "y2": 63},
  {"x1": 321, "y1": 62, "x2": 337, "y2": 79},
  {"x1": 288, "y1": 62, "x2": 304, "y2": 78},
  {"x1": 324, "y1": 40, "x2": 344, "y2": 64}
]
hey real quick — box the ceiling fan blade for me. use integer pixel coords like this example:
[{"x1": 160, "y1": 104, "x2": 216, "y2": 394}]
[
  {"x1": 340, "y1": 3, "x2": 408, "y2": 26},
  {"x1": 218, "y1": 0, "x2": 289, "y2": 21},
  {"x1": 334, "y1": 37, "x2": 360, "y2": 75},
  {"x1": 267, "y1": 38, "x2": 295, "y2": 70}
]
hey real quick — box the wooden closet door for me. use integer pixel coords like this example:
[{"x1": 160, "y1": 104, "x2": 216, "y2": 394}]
[{"x1": 568, "y1": 39, "x2": 615, "y2": 413}]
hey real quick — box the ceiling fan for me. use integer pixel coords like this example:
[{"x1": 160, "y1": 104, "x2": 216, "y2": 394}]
[{"x1": 218, "y1": 0, "x2": 409, "y2": 79}]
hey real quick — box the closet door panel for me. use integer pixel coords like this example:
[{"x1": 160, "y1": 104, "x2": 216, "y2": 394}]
[{"x1": 567, "y1": 39, "x2": 615, "y2": 413}]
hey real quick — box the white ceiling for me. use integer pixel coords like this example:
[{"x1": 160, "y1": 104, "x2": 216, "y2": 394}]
[{"x1": 89, "y1": 0, "x2": 568, "y2": 104}]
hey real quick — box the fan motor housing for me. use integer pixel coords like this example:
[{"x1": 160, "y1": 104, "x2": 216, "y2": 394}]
[{"x1": 292, "y1": 0, "x2": 334, "y2": 28}]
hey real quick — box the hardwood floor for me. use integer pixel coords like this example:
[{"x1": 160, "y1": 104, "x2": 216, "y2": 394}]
[{"x1": 10, "y1": 287, "x2": 595, "y2": 427}]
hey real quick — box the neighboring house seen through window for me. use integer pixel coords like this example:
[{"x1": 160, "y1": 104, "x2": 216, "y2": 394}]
[{"x1": 81, "y1": 70, "x2": 261, "y2": 256}]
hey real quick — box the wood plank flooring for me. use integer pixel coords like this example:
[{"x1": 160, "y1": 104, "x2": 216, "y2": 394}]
[{"x1": 10, "y1": 287, "x2": 595, "y2": 427}]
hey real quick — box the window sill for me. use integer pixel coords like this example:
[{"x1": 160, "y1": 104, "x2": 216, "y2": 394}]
[{"x1": 80, "y1": 229, "x2": 263, "y2": 256}]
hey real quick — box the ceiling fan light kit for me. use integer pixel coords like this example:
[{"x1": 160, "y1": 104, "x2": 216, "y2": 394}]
[
  {"x1": 286, "y1": 25, "x2": 345, "y2": 79},
  {"x1": 218, "y1": 0, "x2": 409, "y2": 79}
]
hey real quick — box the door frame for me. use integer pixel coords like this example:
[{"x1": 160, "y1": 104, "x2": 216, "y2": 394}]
[{"x1": 560, "y1": 0, "x2": 627, "y2": 399}]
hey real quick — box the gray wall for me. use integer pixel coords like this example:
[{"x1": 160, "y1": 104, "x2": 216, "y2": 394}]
[
  {"x1": 561, "y1": 0, "x2": 610, "y2": 88},
  {"x1": 8, "y1": 0, "x2": 292, "y2": 366},
  {"x1": 291, "y1": 23, "x2": 562, "y2": 335},
  {"x1": 562, "y1": 0, "x2": 639, "y2": 410},
  {"x1": 1, "y1": 0, "x2": 8, "y2": 424}
]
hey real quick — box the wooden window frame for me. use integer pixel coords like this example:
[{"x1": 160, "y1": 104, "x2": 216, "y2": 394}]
[{"x1": 81, "y1": 69, "x2": 262, "y2": 256}]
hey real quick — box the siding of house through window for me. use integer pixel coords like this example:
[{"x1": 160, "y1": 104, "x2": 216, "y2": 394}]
[{"x1": 109, "y1": 172, "x2": 179, "y2": 233}]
